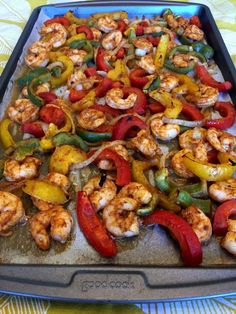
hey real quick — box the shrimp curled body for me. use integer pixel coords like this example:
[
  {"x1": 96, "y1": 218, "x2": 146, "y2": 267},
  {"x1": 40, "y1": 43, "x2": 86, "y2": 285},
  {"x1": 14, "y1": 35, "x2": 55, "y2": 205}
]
[{"x1": 106, "y1": 88, "x2": 137, "y2": 110}]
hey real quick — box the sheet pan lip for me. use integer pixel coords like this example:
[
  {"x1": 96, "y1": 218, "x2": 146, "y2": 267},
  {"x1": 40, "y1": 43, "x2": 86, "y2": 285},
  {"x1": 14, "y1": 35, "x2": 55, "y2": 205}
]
[{"x1": 0, "y1": 0, "x2": 236, "y2": 302}]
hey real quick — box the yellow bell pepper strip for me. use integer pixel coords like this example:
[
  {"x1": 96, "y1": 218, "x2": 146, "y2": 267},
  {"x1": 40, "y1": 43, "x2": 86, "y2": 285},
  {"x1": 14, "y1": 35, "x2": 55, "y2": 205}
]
[
  {"x1": 48, "y1": 51, "x2": 64, "y2": 61},
  {"x1": 0, "y1": 119, "x2": 14, "y2": 148},
  {"x1": 107, "y1": 59, "x2": 130, "y2": 86},
  {"x1": 154, "y1": 34, "x2": 169, "y2": 69},
  {"x1": 71, "y1": 89, "x2": 96, "y2": 111},
  {"x1": 64, "y1": 11, "x2": 88, "y2": 25},
  {"x1": 49, "y1": 145, "x2": 87, "y2": 175},
  {"x1": 149, "y1": 90, "x2": 182, "y2": 118},
  {"x1": 50, "y1": 55, "x2": 74, "y2": 88},
  {"x1": 91, "y1": 11, "x2": 128, "y2": 20},
  {"x1": 124, "y1": 26, "x2": 136, "y2": 37},
  {"x1": 39, "y1": 138, "x2": 54, "y2": 150},
  {"x1": 66, "y1": 33, "x2": 86, "y2": 45},
  {"x1": 23, "y1": 180, "x2": 67, "y2": 204},
  {"x1": 183, "y1": 153, "x2": 236, "y2": 181},
  {"x1": 217, "y1": 152, "x2": 236, "y2": 164},
  {"x1": 172, "y1": 73, "x2": 199, "y2": 94}
]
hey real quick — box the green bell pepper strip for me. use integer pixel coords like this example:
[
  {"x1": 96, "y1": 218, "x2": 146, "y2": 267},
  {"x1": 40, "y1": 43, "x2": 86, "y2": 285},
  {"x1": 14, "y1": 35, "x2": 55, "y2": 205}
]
[
  {"x1": 129, "y1": 29, "x2": 136, "y2": 43},
  {"x1": 177, "y1": 190, "x2": 211, "y2": 214},
  {"x1": 178, "y1": 37, "x2": 214, "y2": 59},
  {"x1": 8, "y1": 138, "x2": 40, "y2": 160},
  {"x1": 52, "y1": 132, "x2": 88, "y2": 152},
  {"x1": 83, "y1": 41, "x2": 94, "y2": 63},
  {"x1": 137, "y1": 192, "x2": 159, "y2": 216},
  {"x1": 155, "y1": 168, "x2": 170, "y2": 193},
  {"x1": 77, "y1": 128, "x2": 112, "y2": 143},
  {"x1": 27, "y1": 72, "x2": 51, "y2": 107},
  {"x1": 168, "y1": 45, "x2": 192, "y2": 58},
  {"x1": 51, "y1": 66, "x2": 62, "y2": 78},
  {"x1": 69, "y1": 39, "x2": 86, "y2": 49},
  {"x1": 164, "y1": 59, "x2": 196, "y2": 74},
  {"x1": 178, "y1": 36, "x2": 193, "y2": 45},
  {"x1": 16, "y1": 68, "x2": 49, "y2": 89},
  {"x1": 143, "y1": 76, "x2": 160, "y2": 93}
]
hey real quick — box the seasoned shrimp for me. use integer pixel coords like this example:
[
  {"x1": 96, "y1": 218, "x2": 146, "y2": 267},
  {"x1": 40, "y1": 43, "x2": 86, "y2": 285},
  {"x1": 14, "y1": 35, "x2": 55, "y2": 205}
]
[
  {"x1": 22, "y1": 83, "x2": 50, "y2": 98},
  {"x1": 90, "y1": 27, "x2": 102, "y2": 40},
  {"x1": 206, "y1": 128, "x2": 236, "y2": 155},
  {"x1": 102, "y1": 30, "x2": 123, "y2": 50},
  {"x1": 40, "y1": 23, "x2": 67, "y2": 48},
  {"x1": 67, "y1": 69, "x2": 95, "y2": 90},
  {"x1": 179, "y1": 127, "x2": 208, "y2": 150},
  {"x1": 183, "y1": 24, "x2": 204, "y2": 41},
  {"x1": 132, "y1": 38, "x2": 153, "y2": 56},
  {"x1": 30, "y1": 207, "x2": 73, "y2": 250},
  {"x1": 83, "y1": 175, "x2": 117, "y2": 211},
  {"x1": 3, "y1": 157, "x2": 42, "y2": 182},
  {"x1": 166, "y1": 14, "x2": 189, "y2": 30},
  {"x1": 103, "y1": 197, "x2": 139, "y2": 237},
  {"x1": 221, "y1": 232, "x2": 236, "y2": 256},
  {"x1": 193, "y1": 142, "x2": 208, "y2": 163},
  {"x1": 172, "y1": 54, "x2": 198, "y2": 68},
  {"x1": 118, "y1": 182, "x2": 152, "y2": 205},
  {"x1": 150, "y1": 117, "x2": 180, "y2": 141},
  {"x1": 159, "y1": 72, "x2": 179, "y2": 92},
  {"x1": 97, "y1": 16, "x2": 118, "y2": 32},
  {"x1": 181, "y1": 205, "x2": 212, "y2": 243},
  {"x1": 186, "y1": 84, "x2": 219, "y2": 108},
  {"x1": 143, "y1": 26, "x2": 162, "y2": 34},
  {"x1": 137, "y1": 54, "x2": 156, "y2": 74},
  {"x1": 97, "y1": 144, "x2": 130, "y2": 170},
  {"x1": 64, "y1": 48, "x2": 87, "y2": 66},
  {"x1": 209, "y1": 179, "x2": 236, "y2": 203},
  {"x1": 171, "y1": 149, "x2": 195, "y2": 178},
  {"x1": 76, "y1": 108, "x2": 106, "y2": 130},
  {"x1": 25, "y1": 41, "x2": 50, "y2": 68},
  {"x1": 7, "y1": 98, "x2": 39, "y2": 124},
  {"x1": 129, "y1": 129, "x2": 161, "y2": 158},
  {"x1": 106, "y1": 88, "x2": 137, "y2": 110},
  {"x1": 0, "y1": 191, "x2": 25, "y2": 236}
]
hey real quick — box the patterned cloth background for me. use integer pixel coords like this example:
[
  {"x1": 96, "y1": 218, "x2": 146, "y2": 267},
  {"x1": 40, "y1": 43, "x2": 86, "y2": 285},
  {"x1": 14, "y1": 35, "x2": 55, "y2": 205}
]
[{"x1": 0, "y1": 0, "x2": 236, "y2": 313}]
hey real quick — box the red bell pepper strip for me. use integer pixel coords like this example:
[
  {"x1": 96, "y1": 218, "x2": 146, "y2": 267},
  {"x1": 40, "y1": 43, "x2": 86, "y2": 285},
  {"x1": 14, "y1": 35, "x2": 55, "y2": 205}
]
[
  {"x1": 204, "y1": 102, "x2": 236, "y2": 130},
  {"x1": 148, "y1": 101, "x2": 165, "y2": 113},
  {"x1": 76, "y1": 191, "x2": 117, "y2": 257},
  {"x1": 44, "y1": 17, "x2": 70, "y2": 27},
  {"x1": 94, "y1": 124, "x2": 114, "y2": 133},
  {"x1": 123, "y1": 86, "x2": 147, "y2": 115},
  {"x1": 96, "y1": 48, "x2": 111, "y2": 72},
  {"x1": 94, "y1": 148, "x2": 131, "y2": 186},
  {"x1": 37, "y1": 92, "x2": 57, "y2": 104},
  {"x1": 189, "y1": 15, "x2": 202, "y2": 28},
  {"x1": 213, "y1": 200, "x2": 236, "y2": 236},
  {"x1": 112, "y1": 81, "x2": 124, "y2": 89},
  {"x1": 129, "y1": 68, "x2": 149, "y2": 89},
  {"x1": 39, "y1": 105, "x2": 65, "y2": 128},
  {"x1": 69, "y1": 89, "x2": 89, "y2": 102},
  {"x1": 92, "y1": 104, "x2": 121, "y2": 117},
  {"x1": 116, "y1": 48, "x2": 125, "y2": 59},
  {"x1": 135, "y1": 25, "x2": 144, "y2": 36},
  {"x1": 21, "y1": 122, "x2": 45, "y2": 138},
  {"x1": 195, "y1": 65, "x2": 232, "y2": 92},
  {"x1": 76, "y1": 25, "x2": 94, "y2": 40},
  {"x1": 143, "y1": 210, "x2": 203, "y2": 266},
  {"x1": 95, "y1": 77, "x2": 113, "y2": 97},
  {"x1": 84, "y1": 67, "x2": 100, "y2": 79},
  {"x1": 117, "y1": 20, "x2": 127, "y2": 33},
  {"x1": 146, "y1": 36, "x2": 160, "y2": 46},
  {"x1": 181, "y1": 103, "x2": 204, "y2": 121},
  {"x1": 112, "y1": 115, "x2": 147, "y2": 140}
]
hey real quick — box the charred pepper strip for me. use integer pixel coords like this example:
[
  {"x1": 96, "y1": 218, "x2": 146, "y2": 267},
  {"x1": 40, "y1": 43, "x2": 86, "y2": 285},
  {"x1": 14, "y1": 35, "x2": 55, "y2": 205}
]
[
  {"x1": 204, "y1": 102, "x2": 236, "y2": 130},
  {"x1": 96, "y1": 47, "x2": 111, "y2": 72},
  {"x1": 77, "y1": 128, "x2": 112, "y2": 143},
  {"x1": 44, "y1": 17, "x2": 70, "y2": 26},
  {"x1": 213, "y1": 200, "x2": 236, "y2": 236},
  {"x1": 27, "y1": 72, "x2": 51, "y2": 106},
  {"x1": 76, "y1": 25, "x2": 94, "y2": 40},
  {"x1": 129, "y1": 68, "x2": 149, "y2": 89},
  {"x1": 112, "y1": 115, "x2": 147, "y2": 140}
]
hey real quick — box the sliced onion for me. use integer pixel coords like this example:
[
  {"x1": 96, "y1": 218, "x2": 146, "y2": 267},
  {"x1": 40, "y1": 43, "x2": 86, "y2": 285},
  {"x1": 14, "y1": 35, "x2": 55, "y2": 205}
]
[
  {"x1": 71, "y1": 140, "x2": 126, "y2": 170},
  {"x1": 97, "y1": 71, "x2": 107, "y2": 77},
  {"x1": 47, "y1": 61, "x2": 64, "y2": 70},
  {"x1": 162, "y1": 117, "x2": 204, "y2": 127}
]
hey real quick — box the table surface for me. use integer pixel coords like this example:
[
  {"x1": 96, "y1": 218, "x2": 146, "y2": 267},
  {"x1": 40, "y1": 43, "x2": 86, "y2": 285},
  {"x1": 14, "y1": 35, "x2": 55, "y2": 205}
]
[{"x1": 0, "y1": 0, "x2": 236, "y2": 313}]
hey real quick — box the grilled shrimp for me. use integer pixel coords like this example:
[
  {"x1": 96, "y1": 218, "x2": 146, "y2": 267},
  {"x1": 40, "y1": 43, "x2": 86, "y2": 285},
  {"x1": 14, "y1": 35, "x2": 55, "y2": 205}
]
[
  {"x1": 183, "y1": 24, "x2": 204, "y2": 41},
  {"x1": 22, "y1": 83, "x2": 50, "y2": 98},
  {"x1": 97, "y1": 16, "x2": 118, "y2": 32},
  {"x1": 40, "y1": 23, "x2": 67, "y2": 48},
  {"x1": 179, "y1": 127, "x2": 208, "y2": 150},
  {"x1": 193, "y1": 142, "x2": 208, "y2": 163},
  {"x1": 106, "y1": 88, "x2": 137, "y2": 110},
  {"x1": 172, "y1": 54, "x2": 198, "y2": 68},
  {"x1": 7, "y1": 98, "x2": 39, "y2": 124},
  {"x1": 90, "y1": 27, "x2": 102, "y2": 40},
  {"x1": 206, "y1": 128, "x2": 236, "y2": 156},
  {"x1": 103, "y1": 197, "x2": 139, "y2": 237},
  {"x1": 0, "y1": 191, "x2": 25, "y2": 236},
  {"x1": 3, "y1": 157, "x2": 42, "y2": 182},
  {"x1": 97, "y1": 144, "x2": 130, "y2": 170},
  {"x1": 67, "y1": 69, "x2": 95, "y2": 90},
  {"x1": 83, "y1": 175, "x2": 117, "y2": 211},
  {"x1": 137, "y1": 54, "x2": 156, "y2": 74},
  {"x1": 129, "y1": 129, "x2": 161, "y2": 158},
  {"x1": 25, "y1": 41, "x2": 50, "y2": 68},
  {"x1": 181, "y1": 205, "x2": 212, "y2": 243},
  {"x1": 171, "y1": 149, "x2": 195, "y2": 178},
  {"x1": 150, "y1": 117, "x2": 180, "y2": 141},
  {"x1": 143, "y1": 26, "x2": 162, "y2": 34},
  {"x1": 159, "y1": 72, "x2": 179, "y2": 92},
  {"x1": 30, "y1": 207, "x2": 73, "y2": 250},
  {"x1": 221, "y1": 232, "x2": 236, "y2": 256},
  {"x1": 166, "y1": 14, "x2": 189, "y2": 30},
  {"x1": 63, "y1": 48, "x2": 87, "y2": 66},
  {"x1": 186, "y1": 84, "x2": 219, "y2": 108},
  {"x1": 209, "y1": 179, "x2": 236, "y2": 203},
  {"x1": 132, "y1": 38, "x2": 153, "y2": 56},
  {"x1": 102, "y1": 30, "x2": 123, "y2": 50},
  {"x1": 76, "y1": 108, "x2": 106, "y2": 130},
  {"x1": 118, "y1": 182, "x2": 152, "y2": 205}
]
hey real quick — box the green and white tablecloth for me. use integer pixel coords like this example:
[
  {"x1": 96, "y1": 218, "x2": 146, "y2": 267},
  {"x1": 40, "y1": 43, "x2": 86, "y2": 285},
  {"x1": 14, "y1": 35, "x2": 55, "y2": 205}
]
[{"x1": 0, "y1": 0, "x2": 236, "y2": 313}]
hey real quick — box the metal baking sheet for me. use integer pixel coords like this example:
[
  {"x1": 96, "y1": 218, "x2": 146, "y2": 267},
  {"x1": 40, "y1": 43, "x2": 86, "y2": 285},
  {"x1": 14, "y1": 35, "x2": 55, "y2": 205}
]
[{"x1": 0, "y1": 0, "x2": 236, "y2": 302}]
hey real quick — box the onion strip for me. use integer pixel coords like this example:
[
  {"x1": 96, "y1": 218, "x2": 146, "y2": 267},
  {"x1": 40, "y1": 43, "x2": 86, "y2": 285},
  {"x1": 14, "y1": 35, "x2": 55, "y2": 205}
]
[{"x1": 162, "y1": 117, "x2": 204, "y2": 127}]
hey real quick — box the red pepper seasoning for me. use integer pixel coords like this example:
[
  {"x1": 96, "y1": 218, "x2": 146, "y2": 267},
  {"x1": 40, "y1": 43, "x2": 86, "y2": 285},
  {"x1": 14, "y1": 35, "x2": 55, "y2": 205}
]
[
  {"x1": 76, "y1": 25, "x2": 94, "y2": 40},
  {"x1": 76, "y1": 191, "x2": 117, "y2": 257},
  {"x1": 204, "y1": 102, "x2": 236, "y2": 130},
  {"x1": 213, "y1": 200, "x2": 236, "y2": 236},
  {"x1": 143, "y1": 210, "x2": 203, "y2": 266},
  {"x1": 112, "y1": 115, "x2": 147, "y2": 140}
]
